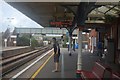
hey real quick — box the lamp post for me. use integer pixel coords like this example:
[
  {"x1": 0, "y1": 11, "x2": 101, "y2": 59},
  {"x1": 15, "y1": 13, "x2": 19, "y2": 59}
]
[
  {"x1": 13, "y1": 41, "x2": 16, "y2": 46},
  {"x1": 4, "y1": 39, "x2": 7, "y2": 47},
  {"x1": 7, "y1": 18, "x2": 14, "y2": 30},
  {"x1": 6, "y1": 18, "x2": 15, "y2": 45},
  {"x1": 30, "y1": 33, "x2": 34, "y2": 46}
]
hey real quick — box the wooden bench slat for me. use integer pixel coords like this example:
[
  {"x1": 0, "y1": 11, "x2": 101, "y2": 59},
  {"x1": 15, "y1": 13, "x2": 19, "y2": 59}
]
[
  {"x1": 81, "y1": 70, "x2": 98, "y2": 78},
  {"x1": 80, "y1": 62, "x2": 110, "y2": 79},
  {"x1": 112, "y1": 72, "x2": 120, "y2": 79},
  {"x1": 92, "y1": 62, "x2": 106, "y2": 78}
]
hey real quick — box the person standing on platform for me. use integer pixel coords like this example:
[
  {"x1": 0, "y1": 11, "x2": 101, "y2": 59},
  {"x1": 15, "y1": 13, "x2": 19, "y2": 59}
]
[
  {"x1": 61, "y1": 36, "x2": 64, "y2": 48},
  {"x1": 52, "y1": 37, "x2": 60, "y2": 72},
  {"x1": 97, "y1": 41, "x2": 103, "y2": 57},
  {"x1": 73, "y1": 39, "x2": 75, "y2": 51}
]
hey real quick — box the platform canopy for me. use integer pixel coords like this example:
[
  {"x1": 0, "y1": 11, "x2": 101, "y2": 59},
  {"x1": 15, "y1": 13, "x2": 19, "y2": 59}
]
[{"x1": 5, "y1": 1, "x2": 120, "y2": 28}]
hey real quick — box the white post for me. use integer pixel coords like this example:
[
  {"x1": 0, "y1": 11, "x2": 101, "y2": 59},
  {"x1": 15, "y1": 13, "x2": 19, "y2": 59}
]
[
  {"x1": 13, "y1": 41, "x2": 16, "y2": 46},
  {"x1": 77, "y1": 28, "x2": 82, "y2": 70},
  {"x1": 4, "y1": 39, "x2": 7, "y2": 47}
]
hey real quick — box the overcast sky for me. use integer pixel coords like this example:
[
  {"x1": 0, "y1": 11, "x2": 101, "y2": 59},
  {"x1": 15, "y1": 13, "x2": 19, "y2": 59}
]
[{"x1": 0, "y1": 0, "x2": 43, "y2": 32}]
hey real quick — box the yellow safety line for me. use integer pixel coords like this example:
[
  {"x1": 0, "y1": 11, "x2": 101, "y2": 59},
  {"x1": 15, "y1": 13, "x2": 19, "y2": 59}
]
[{"x1": 30, "y1": 52, "x2": 54, "y2": 79}]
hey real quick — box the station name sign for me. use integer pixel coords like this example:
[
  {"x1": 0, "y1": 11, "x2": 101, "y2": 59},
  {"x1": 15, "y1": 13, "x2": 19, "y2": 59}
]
[{"x1": 50, "y1": 20, "x2": 72, "y2": 26}]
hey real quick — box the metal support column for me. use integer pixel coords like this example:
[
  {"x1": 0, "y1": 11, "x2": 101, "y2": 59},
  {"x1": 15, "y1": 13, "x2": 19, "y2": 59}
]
[
  {"x1": 77, "y1": 28, "x2": 82, "y2": 71},
  {"x1": 76, "y1": 28, "x2": 83, "y2": 78},
  {"x1": 98, "y1": 32, "x2": 100, "y2": 42}
]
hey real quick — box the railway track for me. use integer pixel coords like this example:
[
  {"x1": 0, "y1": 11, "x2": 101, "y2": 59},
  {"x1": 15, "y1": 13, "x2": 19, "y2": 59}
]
[{"x1": 1, "y1": 45, "x2": 52, "y2": 77}]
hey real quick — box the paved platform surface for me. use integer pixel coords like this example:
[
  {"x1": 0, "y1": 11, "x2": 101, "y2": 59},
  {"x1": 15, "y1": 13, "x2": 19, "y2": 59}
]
[
  {"x1": 33, "y1": 48, "x2": 119, "y2": 78},
  {"x1": 34, "y1": 48, "x2": 100, "y2": 78},
  {"x1": 35, "y1": 48, "x2": 77, "y2": 78}
]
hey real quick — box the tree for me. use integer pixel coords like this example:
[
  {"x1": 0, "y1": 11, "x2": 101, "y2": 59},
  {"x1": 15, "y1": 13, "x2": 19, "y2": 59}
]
[
  {"x1": 17, "y1": 35, "x2": 30, "y2": 46},
  {"x1": 31, "y1": 37, "x2": 39, "y2": 48}
]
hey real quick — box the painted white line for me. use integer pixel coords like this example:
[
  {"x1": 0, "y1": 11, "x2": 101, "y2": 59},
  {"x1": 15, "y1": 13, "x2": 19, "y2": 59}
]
[{"x1": 10, "y1": 49, "x2": 53, "y2": 80}]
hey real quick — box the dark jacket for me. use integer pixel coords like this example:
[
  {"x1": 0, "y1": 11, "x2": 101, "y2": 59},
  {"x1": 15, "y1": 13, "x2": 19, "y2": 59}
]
[{"x1": 53, "y1": 43, "x2": 60, "y2": 55}]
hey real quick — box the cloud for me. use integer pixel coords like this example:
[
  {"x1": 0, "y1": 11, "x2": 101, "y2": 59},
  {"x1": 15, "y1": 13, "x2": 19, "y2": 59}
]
[{"x1": 1, "y1": 0, "x2": 43, "y2": 32}]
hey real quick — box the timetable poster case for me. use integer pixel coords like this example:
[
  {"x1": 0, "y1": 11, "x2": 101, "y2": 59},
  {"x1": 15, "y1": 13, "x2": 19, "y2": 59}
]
[{"x1": 118, "y1": 25, "x2": 120, "y2": 50}]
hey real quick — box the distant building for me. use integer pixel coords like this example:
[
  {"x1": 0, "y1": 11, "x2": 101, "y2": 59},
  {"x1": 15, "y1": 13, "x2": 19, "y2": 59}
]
[{"x1": 2, "y1": 28, "x2": 17, "y2": 47}]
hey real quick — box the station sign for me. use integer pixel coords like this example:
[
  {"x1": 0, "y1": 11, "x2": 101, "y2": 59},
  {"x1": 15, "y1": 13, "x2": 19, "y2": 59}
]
[{"x1": 50, "y1": 20, "x2": 72, "y2": 27}]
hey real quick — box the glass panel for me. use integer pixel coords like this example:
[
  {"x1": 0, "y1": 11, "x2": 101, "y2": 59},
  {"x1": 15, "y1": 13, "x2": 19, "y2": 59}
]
[
  {"x1": 57, "y1": 29, "x2": 63, "y2": 34},
  {"x1": 51, "y1": 28, "x2": 56, "y2": 34},
  {"x1": 114, "y1": 6, "x2": 120, "y2": 11},
  {"x1": 98, "y1": 6, "x2": 109, "y2": 13},
  {"x1": 106, "y1": 9, "x2": 118, "y2": 15},
  {"x1": 42, "y1": 28, "x2": 46, "y2": 34}
]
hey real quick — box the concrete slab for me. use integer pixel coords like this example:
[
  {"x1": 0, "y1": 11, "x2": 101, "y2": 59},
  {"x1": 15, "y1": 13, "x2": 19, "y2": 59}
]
[{"x1": 2, "y1": 46, "x2": 29, "y2": 51}]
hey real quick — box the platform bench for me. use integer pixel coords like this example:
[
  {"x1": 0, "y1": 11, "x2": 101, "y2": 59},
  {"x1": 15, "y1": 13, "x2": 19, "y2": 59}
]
[
  {"x1": 80, "y1": 62, "x2": 111, "y2": 80},
  {"x1": 112, "y1": 72, "x2": 120, "y2": 80}
]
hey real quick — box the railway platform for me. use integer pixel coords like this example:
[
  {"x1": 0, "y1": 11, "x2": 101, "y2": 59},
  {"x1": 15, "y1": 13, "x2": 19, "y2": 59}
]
[
  {"x1": 31, "y1": 48, "x2": 102, "y2": 79},
  {"x1": 1, "y1": 48, "x2": 120, "y2": 79}
]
